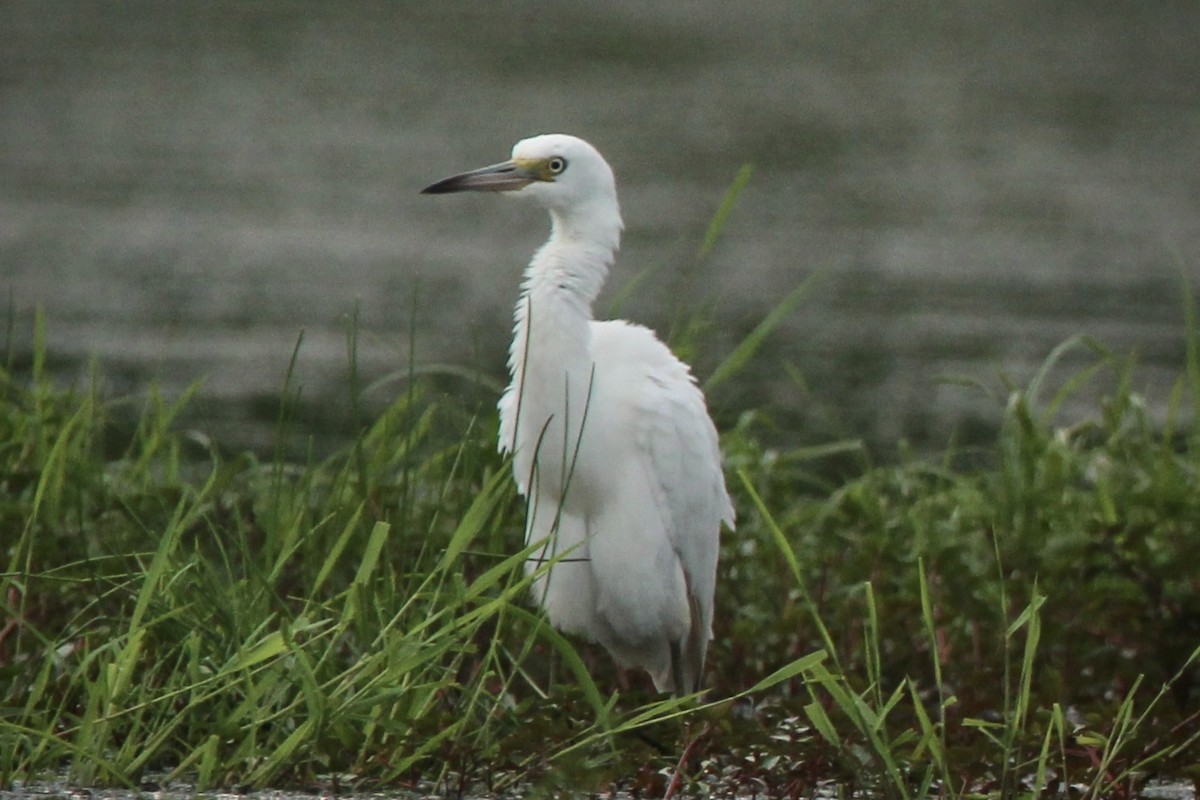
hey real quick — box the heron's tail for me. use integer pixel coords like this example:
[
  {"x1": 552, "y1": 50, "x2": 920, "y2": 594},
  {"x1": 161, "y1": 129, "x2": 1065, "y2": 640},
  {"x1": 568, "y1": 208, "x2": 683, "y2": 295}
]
[{"x1": 661, "y1": 589, "x2": 708, "y2": 696}]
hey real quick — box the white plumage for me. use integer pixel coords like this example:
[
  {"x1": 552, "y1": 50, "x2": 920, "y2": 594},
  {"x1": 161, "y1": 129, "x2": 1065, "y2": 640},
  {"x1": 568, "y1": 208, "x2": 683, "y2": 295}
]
[{"x1": 423, "y1": 134, "x2": 735, "y2": 694}]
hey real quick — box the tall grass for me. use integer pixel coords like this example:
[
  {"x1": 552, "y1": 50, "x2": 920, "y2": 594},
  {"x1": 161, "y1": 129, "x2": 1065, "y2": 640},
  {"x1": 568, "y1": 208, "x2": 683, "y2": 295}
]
[
  {"x1": 711, "y1": 316, "x2": 1200, "y2": 797},
  {"x1": 1, "y1": 310, "x2": 549, "y2": 788},
  {"x1": 3, "y1": 267, "x2": 1200, "y2": 792}
]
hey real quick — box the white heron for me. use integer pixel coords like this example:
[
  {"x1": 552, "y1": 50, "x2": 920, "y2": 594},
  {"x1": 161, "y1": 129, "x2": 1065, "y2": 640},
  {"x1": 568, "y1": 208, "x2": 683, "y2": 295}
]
[{"x1": 423, "y1": 134, "x2": 735, "y2": 695}]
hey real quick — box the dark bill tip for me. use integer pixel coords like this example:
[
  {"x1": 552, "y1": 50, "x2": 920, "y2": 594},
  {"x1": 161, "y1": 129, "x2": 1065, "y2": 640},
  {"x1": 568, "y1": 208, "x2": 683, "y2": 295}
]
[
  {"x1": 420, "y1": 175, "x2": 472, "y2": 194},
  {"x1": 420, "y1": 160, "x2": 533, "y2": 195}
]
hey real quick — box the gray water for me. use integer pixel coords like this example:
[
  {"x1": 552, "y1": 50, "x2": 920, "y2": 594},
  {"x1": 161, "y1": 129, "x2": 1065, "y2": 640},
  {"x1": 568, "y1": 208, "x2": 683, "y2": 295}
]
[{"x1": 4, "y1": 1, "x2": 1199, "y2": 451}]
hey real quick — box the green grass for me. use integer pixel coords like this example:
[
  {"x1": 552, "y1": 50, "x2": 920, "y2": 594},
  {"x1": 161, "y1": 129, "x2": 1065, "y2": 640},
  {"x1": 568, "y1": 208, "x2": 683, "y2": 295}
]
[
  {"x1": 2, "y1": 312, "x2": 1198, "y2": 798},
  {"x1": 3, "y1": 280, "x2": 1200, "y2": 794}
]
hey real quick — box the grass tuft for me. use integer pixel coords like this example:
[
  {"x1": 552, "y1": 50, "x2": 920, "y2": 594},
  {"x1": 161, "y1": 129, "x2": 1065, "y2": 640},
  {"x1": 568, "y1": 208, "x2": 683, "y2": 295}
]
[{"x1": 3, "y1": 278, "x2": 1200, "y2": 793}]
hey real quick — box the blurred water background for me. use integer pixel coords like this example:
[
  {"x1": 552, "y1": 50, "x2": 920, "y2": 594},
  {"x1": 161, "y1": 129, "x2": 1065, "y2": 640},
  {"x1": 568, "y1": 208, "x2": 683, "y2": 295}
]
[{"x1": 3, "y1": 1, "x2": 1199, "y2": 453}]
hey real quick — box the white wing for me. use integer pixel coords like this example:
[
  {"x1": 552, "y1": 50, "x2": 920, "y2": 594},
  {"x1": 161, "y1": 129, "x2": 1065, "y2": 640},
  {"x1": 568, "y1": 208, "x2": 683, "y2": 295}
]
[
  {"x1": 590, "y1": 320, "x2": 735, "y2": 690},
  {"x1": 500, "y1": 316, "x2": 734, "y2": 692}
]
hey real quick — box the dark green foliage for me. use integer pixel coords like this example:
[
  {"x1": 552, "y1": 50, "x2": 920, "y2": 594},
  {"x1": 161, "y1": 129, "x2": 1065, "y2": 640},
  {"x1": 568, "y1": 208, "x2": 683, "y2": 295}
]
[{"x1": 2, "y1": 312, "x2": 1198, "y2": 797}]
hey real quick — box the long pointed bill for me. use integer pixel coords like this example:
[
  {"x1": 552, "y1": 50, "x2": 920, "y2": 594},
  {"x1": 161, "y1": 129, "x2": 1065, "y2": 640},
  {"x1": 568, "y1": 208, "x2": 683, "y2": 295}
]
[{"x1": 421, "y1": 160, "x2": 536, "y2": 194}]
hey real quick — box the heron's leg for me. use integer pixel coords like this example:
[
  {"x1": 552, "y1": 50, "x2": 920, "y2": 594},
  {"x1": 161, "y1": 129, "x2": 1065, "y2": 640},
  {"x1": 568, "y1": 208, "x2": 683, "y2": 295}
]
[
  {"x1": 685, "y1": 588, "x2": 706, "y2": 693},
  {"x1": 669, "y1": 640, "x2": 686, "y2": 696}
]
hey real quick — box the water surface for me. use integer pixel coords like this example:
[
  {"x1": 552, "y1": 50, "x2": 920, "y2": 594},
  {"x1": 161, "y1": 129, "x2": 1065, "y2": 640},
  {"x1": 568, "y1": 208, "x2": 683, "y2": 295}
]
[{"x1": 3, "y1": 1, "x2": 1198, "y2": 450}]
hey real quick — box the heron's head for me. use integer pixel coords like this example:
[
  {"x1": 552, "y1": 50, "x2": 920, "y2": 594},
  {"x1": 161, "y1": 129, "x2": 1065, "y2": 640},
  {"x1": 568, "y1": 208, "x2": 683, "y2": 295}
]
[{"x1": 422, "y1": 134, "x2": 619, "y2": 220}]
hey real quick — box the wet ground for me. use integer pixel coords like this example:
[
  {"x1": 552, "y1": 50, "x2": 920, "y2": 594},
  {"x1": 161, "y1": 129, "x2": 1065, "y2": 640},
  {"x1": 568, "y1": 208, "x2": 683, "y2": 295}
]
[
  {"x1": 2, "y1": 777, "x2": 1195, "y2": 800},
  {"x1": 3, "y1": 1, "x2": 1200, "y2": 451}
]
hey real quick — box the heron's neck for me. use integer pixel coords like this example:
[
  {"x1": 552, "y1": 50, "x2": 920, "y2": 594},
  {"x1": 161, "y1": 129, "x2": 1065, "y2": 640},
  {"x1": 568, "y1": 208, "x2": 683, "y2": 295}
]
[
  {"x1": 501, "y1": 199, "x2": 622, "y2": 471},
  {"x1": 531, "y1": 220, "x2": 618, "y2": 307},
  {"x1": 508, "y1": 202, "x2": 622, "y2": 375}
]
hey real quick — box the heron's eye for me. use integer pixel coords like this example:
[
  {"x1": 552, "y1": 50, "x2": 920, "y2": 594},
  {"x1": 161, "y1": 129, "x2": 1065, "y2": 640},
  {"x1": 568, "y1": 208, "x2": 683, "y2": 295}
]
[{"x1": 547, "y1": 157, "x2": 567, "y2": 175}]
